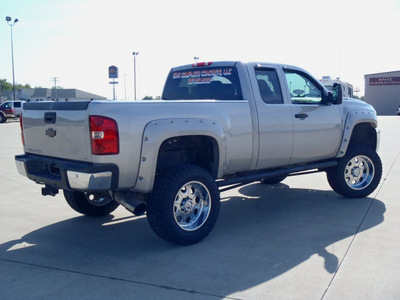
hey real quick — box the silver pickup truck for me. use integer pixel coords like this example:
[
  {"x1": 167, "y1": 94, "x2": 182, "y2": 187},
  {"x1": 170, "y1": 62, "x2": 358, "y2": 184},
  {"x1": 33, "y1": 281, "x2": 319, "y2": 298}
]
[{"x1": 15, "y1": 61, "x2": 382, "y2": 245}]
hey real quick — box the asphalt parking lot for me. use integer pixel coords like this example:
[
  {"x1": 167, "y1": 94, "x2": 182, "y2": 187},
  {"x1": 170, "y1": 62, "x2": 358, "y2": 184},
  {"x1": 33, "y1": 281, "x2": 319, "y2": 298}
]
[{"x1": 0, "y1": 117, "x2": 399, "y2": 300}]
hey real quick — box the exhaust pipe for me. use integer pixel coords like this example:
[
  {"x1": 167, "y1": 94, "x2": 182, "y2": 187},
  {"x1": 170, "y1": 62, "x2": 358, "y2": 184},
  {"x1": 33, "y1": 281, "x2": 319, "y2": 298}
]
[{"x1": 114, "y1": 190, "x2": 147, "y2": 216}]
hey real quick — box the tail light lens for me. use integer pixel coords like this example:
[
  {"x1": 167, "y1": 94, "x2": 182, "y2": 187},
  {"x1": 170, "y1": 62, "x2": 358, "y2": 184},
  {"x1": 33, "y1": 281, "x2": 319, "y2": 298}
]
[
  {"x1": 20, "y1": 116, "x2": 25, "y2": 146},
  {"x1": 89, "y1": 115, "x2": 119, "y2": 155}
]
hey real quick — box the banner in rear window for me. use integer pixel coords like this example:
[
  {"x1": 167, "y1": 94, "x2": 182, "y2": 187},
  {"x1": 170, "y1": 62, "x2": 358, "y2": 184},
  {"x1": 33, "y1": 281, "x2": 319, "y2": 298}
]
[{"x1": 162, "y1": 67, "x2": 242, "y2": 100}]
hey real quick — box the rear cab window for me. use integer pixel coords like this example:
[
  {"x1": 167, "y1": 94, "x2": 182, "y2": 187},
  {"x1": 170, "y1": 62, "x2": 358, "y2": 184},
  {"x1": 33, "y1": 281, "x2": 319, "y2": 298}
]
[
  {"x1": 162, "y1": 64, "x2": 243, "y2": 100},
  {"x1": 255, "y1": 69, "x2": 284, "y2": 104}
]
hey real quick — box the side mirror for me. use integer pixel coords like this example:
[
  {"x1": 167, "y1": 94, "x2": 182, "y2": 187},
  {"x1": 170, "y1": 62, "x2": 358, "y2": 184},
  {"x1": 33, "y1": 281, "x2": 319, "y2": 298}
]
[{"x1": 332, "y1": 82, "x2": 343, "y2": 104}]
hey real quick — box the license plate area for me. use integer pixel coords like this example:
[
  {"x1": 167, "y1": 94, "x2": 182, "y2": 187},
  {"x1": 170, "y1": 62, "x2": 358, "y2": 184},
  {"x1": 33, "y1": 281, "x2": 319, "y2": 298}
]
[{"x1": 26, "y1": 161, "x2": 62, "y2": 179}]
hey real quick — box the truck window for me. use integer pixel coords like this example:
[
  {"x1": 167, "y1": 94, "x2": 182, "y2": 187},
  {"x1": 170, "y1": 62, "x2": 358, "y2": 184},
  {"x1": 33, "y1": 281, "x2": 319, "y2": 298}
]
[
  {"x1": 255, "y1": 69, "x2": 283, "y2": 104},
  {"x1": 284, "y1": 70, "x2": 322, "y2": 104},
  {"x1": 14, "y1": 102, "x2": 21, "y2": 108},
  {"x1": 162, "y1": 67, "x2": 243, "y2": 100}
]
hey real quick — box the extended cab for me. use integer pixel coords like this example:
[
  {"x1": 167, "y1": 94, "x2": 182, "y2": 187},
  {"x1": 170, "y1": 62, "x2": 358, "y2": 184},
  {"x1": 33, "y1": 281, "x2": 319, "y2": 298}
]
[{"x1": 15, "y1": 61, "x2": 382, "y2": 245}]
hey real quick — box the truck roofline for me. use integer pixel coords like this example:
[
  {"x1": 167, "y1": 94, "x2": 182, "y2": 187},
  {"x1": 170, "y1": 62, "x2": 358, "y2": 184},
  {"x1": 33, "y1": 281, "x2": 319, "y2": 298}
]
[
  {"x1": 170, "y1": 61, "x2": 240, "y2": 71},
  {"x1": 170, "y1": 61, "x2": 308, "y2": 72}
]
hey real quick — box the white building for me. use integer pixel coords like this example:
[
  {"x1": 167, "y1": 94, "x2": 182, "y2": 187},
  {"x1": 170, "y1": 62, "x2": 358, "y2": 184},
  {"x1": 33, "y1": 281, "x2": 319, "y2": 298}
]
[
  {"x1": 364, "y1": 71, "x2": 400, "y2": 115},
  {"x1": 1, "y1": 88, "x2": 106, "y2": 103}
]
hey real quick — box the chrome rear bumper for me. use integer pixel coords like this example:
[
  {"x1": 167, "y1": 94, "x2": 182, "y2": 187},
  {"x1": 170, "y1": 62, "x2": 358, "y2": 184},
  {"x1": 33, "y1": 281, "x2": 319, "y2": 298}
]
[{"x1": 15, "y1": 154, "x2": 118, "y2": 191}]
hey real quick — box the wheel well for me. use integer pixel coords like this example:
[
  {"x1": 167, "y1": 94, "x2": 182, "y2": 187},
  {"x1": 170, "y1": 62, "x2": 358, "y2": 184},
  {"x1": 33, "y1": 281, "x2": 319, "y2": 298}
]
[
  {"x1": 350, "y1": 123, "x2": 377, "y2": 150},
  {"x1": 156, "y1": 135, "x2": 219, "y2": 178}
]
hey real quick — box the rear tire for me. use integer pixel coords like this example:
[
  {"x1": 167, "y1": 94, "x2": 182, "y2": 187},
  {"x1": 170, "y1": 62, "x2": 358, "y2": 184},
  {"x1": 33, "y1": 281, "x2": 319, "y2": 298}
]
[
  {"x1": 64, "y1": 190, "x2": 119, "y2": 216},
  {"x1": 327, "y1": 143, "x2": 382, "y2": 198},
  {"x1": 147, "y1": 165, "x2": 220, "y2": 245}
]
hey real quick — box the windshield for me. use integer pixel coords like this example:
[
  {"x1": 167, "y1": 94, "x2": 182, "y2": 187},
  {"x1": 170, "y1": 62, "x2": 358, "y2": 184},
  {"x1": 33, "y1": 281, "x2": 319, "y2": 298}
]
[
  {"x1": 162, "y1": 66, "x2": 243, "y2": 100},
  {"x1": 0, "y1": 102, "x2": 11, "y2": 108}
]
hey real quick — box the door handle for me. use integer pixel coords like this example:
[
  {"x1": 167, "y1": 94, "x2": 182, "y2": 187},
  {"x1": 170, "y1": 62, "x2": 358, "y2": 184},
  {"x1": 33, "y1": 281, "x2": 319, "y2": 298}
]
[
  {"x1": 295, "y1": 113, "x2": 308, "y2": 120},
  {"x1": 44, "y1": 112, "x2": 57, "y2": 124}
]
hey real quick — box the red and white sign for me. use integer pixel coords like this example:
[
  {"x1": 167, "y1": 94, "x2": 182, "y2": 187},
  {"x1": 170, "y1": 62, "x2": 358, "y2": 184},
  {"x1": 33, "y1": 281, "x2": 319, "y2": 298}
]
[{"x1": 369, "y1": 77, "x2": 400, "y2": 86}]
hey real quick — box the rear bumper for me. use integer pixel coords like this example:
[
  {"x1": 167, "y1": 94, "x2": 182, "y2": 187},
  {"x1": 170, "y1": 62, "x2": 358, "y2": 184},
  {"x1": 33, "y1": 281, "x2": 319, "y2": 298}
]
[
  {"x1": 3, "y1": 113, "x2": 16, "y2": 118},
  {"x1": 15, "y1": 154, "x2": 119, "y2": 191}
]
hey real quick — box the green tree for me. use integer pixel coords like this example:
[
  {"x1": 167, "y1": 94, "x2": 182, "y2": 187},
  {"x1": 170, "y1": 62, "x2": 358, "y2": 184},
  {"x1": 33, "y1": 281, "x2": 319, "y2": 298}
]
[
  {"x1": 16, "y1": 83, "x2": 32, "y2": 89},
  {"x1": 0, "y1": 79, "x2": 32, "y2": 92},
  {"x1": 0, "y1": 79, "x2": 13, "y2": 92}
]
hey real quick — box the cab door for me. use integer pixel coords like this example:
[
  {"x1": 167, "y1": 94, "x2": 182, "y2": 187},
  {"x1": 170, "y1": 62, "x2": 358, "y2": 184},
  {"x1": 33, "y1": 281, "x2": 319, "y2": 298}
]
[
  {"x1": 250, "y1": 66, "x2": 293, "y2": 169},
  {"x1": 283, "y1": 69, "x2": 342, "y2": 165}
]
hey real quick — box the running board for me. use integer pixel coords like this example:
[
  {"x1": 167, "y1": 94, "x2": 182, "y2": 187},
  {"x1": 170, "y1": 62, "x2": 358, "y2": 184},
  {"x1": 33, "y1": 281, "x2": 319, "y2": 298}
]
[{"x1": 217, "y1": 160, "x2": 337, "y2": 191}]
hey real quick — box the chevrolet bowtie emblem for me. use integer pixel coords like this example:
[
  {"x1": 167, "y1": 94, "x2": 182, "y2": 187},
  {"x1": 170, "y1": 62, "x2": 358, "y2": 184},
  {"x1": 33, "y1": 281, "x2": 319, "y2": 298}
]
[{"x1": 45, "y1": 128, "x2": 57, "y2": 138}]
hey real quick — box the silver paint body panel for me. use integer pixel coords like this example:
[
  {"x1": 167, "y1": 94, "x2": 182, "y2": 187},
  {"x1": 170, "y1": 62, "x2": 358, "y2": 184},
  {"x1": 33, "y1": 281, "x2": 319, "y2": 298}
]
[{"x1": 19, "y1": 62, "x2": 379, "y2": 193}]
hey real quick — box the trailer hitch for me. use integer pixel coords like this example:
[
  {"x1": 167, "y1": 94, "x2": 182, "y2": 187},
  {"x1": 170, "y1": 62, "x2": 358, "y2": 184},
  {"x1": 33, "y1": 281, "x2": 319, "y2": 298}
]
[{"x1": 42, "y1": 185, "x2": 59, "y2": 197}]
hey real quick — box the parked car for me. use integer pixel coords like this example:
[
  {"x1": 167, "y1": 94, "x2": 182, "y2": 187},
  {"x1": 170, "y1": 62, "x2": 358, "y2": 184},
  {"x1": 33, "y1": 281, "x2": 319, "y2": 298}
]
[{"x1": 0, "y1": 100, "x2": 24, "y2": 123}]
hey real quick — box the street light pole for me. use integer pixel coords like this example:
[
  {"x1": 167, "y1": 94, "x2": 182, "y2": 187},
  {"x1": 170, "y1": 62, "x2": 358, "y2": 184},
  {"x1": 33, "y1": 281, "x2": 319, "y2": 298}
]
[
  {"x1": 6, "y1": 16, "x2": 18, "y2": 100},
  {"x1": 124, "y1": 74, "x2": 127, "y2": 101},
  {"x1": 132, "y1": 52, "x2": 139, "y2": 100}
]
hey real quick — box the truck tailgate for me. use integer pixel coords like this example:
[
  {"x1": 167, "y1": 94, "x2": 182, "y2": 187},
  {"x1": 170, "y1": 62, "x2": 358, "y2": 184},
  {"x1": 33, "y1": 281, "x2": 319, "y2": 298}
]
[{"x1": 22, "y1": 102, "x2": 92, "y2": 162}]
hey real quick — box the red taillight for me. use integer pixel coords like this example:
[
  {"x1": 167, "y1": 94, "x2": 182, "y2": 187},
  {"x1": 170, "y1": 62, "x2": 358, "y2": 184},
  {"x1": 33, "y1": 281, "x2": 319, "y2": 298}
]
[
  {"x1": 192, "y1": 62, "x2": 213, "y2": 67},
  {"x1": 20, "y1": 116, "x2": 25, "y2": 146},
  {"x1": 89, "y1": 115, "x2": 119, "y2": 155}
]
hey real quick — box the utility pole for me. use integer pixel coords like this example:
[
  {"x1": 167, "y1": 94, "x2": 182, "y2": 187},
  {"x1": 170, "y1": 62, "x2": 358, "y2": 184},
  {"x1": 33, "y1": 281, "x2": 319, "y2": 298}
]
[{"x1": 51, "y1": 77, "x2": 59, "y2": 100}]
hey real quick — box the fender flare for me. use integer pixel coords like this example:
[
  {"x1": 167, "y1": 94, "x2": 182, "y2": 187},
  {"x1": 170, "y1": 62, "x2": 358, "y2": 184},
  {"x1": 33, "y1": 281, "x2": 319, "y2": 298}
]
[
  {"x1": 336, "y1": 110, "x2": 378, "y2": 158},
  {"x1": 134, "y1": 118, "x2": 226, "y2": 193}
]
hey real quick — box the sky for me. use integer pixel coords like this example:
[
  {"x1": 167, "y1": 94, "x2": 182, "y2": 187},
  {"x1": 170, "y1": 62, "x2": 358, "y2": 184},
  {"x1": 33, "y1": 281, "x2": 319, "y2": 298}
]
[{"x1": 1, "y1": 0, "x2": 400, "y2": 100}]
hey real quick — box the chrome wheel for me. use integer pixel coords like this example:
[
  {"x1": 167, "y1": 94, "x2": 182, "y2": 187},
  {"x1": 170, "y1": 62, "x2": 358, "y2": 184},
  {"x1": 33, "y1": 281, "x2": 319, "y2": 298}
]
[
  {"x1": 147, "y1": 165, "x2": 220, "y2": 245},
  {"x1": 173, "y1": 181, "x2": 211, "y2": 231},
  {"x1": 344, "y1": 155, "x2": 375, "y2": 190},
  {"x1": 327, "y1": 143, "x2": 382, "y2": 198}
]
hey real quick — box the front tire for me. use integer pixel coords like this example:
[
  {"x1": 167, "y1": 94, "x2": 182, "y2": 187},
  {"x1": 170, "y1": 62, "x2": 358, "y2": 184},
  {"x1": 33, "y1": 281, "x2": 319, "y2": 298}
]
[
  {"x1": 0, "y1": 114, "x2": 6, "y2": 123},
  {"x1": 147, "y1": 165, "x2": 220, "y2": 245},
  {"x1": 327, "y1": 143, "x2": 382, "y2": 198},
  {"x1": 64, "y1": 190, "x2": 119, "y2": 216}
]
